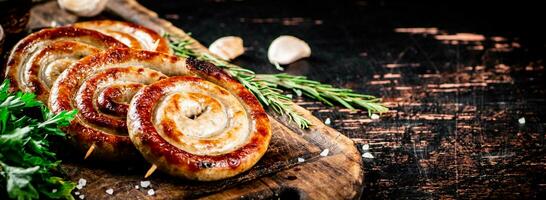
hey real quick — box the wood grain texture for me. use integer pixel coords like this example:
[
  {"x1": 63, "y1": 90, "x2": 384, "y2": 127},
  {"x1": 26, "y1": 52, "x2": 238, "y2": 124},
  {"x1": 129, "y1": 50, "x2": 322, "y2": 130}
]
[{"x1": 25, "y1": 1, "x2": 364, "y2": 199}]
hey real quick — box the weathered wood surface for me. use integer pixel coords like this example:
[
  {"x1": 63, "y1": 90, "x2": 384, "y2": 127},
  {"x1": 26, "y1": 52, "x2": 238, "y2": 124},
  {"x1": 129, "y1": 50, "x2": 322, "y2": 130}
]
[
  {"x1": 20, "y1": 0, "x2": 364, "y2": 199},
  {"x1": 134, "y1": 0, "x2": 545, "y2": 199}
]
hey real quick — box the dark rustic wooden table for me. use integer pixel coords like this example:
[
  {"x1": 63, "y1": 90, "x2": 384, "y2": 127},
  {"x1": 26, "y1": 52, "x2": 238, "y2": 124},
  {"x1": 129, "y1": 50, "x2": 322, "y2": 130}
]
[
  {"x1": 138, "y1": 0, "x2": 545, "y2": 199},
  {"x1": 1, "y1": 0, "x2": 543, "y2": 199}
]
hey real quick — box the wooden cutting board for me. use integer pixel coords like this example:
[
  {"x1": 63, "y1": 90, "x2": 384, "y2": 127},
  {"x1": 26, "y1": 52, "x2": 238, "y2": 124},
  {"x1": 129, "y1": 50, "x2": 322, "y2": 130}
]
[{"x1": 26, "y1": 0, "x2": 363, "y2": 199}]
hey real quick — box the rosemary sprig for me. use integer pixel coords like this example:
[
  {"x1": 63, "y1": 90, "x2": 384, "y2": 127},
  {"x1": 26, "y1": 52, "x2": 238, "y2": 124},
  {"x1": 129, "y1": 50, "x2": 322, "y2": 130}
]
[
  {"x1": 166, "y1": 35, "x2": 388, "y2": 128},
  {"x1": 255, "y1": 74, "x2": 389, "y2": 116}
]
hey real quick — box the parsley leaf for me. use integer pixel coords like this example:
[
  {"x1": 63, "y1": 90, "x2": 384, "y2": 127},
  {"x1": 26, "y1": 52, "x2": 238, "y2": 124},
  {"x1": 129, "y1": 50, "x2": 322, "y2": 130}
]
[{"x1": 0, "y1": 80, "x2": 77, "y2": 200}]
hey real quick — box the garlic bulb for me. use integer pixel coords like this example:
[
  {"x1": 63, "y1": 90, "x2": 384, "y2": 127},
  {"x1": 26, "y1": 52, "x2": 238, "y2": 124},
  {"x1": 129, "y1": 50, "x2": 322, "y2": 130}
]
[
  {"x1": 58, "y1": 0, "x2": 109, "y2": 17},
  {"x1": 208, "y1": 36, "x2": 245, "y2": 61},
  {"x1": 267, "y1": 35, "x2": 311, "y2": 65}
]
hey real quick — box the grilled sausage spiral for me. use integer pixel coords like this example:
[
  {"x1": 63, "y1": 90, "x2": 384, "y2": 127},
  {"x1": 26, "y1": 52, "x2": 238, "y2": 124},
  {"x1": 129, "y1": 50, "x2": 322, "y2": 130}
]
[
  {"x1": 4, "y1": 26, "x2": 126, "y2": 102},
  {"x1": 74, "y1": 20, "x2": 171, "y2": 54},
  {"x1": 128, "y1": 74, "x2": 271, "y2": 181}
]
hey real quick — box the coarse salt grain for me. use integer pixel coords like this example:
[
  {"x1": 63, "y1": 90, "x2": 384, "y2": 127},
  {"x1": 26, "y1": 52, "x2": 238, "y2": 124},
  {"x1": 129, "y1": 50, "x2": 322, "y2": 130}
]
[
  {"x1": 76, "y1": 178, "x2": 87, "y2": 189},
  {"x1": 371, "y1": 114, "x2": 380, "y2": 120},
  {"x1": 362, "y1": 144, "x2": 369, "y2": 151},
  {"x1": 106, "y1": 188, "x2": 113, "y2": 195},
  {"x1": 78, "y1": 178, "x2": 87, "y2": 186},
  {"x1": 52, "y1": 189, "x2": 57, "y2": 193},
  {"x1": 140, "y1": 181, "x2": 151, "y2": 188},
  {"x1": 362, "y1": 152, "x2": 374, "y2": 159},
  {"x1": 295, "y1": 90, "x2": 302, "y2": 97},
  {"x1": 147, "y1": 189, "x2": 155, "y2": 196},
  {"x1": 320, "y1": 149, "x2": 329, "y2": 157},
  {"x1": 135, "y1": 185, "x2": 139, "y2": 189},
  {"x1": 518, "y1": 117, "x2": 525, "y2": 124},
  {"x1": 297, "y1": 157, "x2": 305, "y2": 163},
  {"x1": 324, "y1": 118, "x2": 331, "y2": 125},
  {"x1": 75, "y1": 191, "x2": 80, "y2": 195},
  {"x1": 78, "y1": 194, "x2": 85, "y2": 199}
]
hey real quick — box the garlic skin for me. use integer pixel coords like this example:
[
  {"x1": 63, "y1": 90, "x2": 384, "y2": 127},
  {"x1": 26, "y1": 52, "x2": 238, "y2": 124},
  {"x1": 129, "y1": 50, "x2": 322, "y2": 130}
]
[
  {"x1": 268, "y1": 35, "x2": 311, "y2": 65},
  {"x1": 58, "y1": 0, "x2": 109, "y2": 17},
  {"x1": 208, "y1": 36, "x2": 245, "y2": 61}
]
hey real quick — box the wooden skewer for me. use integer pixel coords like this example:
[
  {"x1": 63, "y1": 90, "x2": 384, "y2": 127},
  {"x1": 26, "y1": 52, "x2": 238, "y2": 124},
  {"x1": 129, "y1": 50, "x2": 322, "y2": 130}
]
[
  {"x1": 84, "y1": 143, "x2": 96, "y2": 160},
  {"x1": 144, "y1": 164, "x2": 158, "y2": 178}
]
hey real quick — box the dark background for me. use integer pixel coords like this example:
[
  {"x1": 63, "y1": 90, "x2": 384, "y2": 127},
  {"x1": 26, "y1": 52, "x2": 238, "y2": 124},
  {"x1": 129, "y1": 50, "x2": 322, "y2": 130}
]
[
  {"x1": 138, "y1": 0, "x2": 545, "y2": 77},
  {"x1": 136, "y1": 0, "x2": 545, "y2": 199}
]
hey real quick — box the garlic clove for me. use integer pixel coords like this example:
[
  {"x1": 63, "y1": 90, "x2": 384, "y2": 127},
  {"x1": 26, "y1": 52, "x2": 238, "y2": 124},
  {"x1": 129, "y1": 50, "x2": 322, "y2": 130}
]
[
  {"x1": 208, "y1": 36, "x2": 245, "y2": 61},
  {"x1": 58, "y1": 0, "x2": 109, "y2": 17},
  {"x1": 268, "y1": 35, "x2": 311, "y2": 65}
]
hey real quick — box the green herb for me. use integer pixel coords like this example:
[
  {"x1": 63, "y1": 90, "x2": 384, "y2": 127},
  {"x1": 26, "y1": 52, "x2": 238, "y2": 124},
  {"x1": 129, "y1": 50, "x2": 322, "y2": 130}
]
[
  {"x1": 0, "y1": 80, "x2": 77, "y2": 200},
  {"x1": 167, "y1": 35, "x2": 388, "y2": 128},
  {"x1": 256, "y1": 74, "x2": 389, "y2": 116}
]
